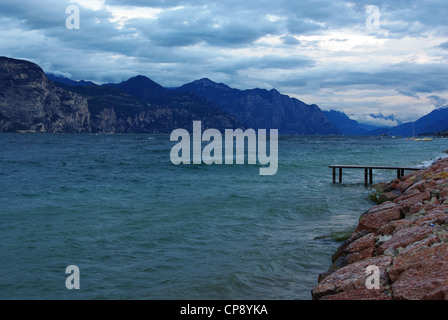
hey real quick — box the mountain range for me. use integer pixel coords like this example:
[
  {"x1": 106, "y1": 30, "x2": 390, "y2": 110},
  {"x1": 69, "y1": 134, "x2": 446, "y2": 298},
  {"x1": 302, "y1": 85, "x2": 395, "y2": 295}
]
[
  {"x1": 323, "y1": 110, "x2": 367, "y2": 135},
  {"x1": 388, "y1": 107, "x2": 448, "y2": 136},
  {"x1": 0, "y1": 56, "x2": 340, "y2": 134},
  {"x1": 1, "y1": 56, "x2": 446, "y2": 136},
  {"x1": 324, "y1": 108, "x2": 448, "y2": 136},
  {"x1": 176, "y1": 78, "x2": 339, "y2": 134}
]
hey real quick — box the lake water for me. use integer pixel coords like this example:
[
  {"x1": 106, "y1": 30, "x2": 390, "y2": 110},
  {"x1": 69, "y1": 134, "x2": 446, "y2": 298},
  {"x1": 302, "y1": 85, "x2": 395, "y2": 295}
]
[{"x1": 0, "y1": 134, "x2": 446, "y2": 299}]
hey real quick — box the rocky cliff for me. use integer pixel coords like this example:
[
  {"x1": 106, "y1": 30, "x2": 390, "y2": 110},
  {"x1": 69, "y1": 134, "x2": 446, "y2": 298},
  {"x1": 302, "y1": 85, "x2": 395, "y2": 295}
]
[
  {"x1": 57, "y1": 82, "x2": 241, "y2": 133},
  {"x1": 0, "y1": 57, "x2": 240, "y2": 133},
  {"x1": 0, "y1": 57, "x2": 91, "y2": 132},
  {"x1": 312, "y1": 157, "x2": 448, "y2": 300}
]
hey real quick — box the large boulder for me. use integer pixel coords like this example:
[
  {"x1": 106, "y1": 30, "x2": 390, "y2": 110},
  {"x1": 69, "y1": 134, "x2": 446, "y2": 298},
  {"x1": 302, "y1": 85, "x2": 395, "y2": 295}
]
[
  {"x1": 389, "y1": 244, "x2": 448, "y2": 300},
  {"x1": 312, "y1": 256, "x2": 393, "y2": 300}
]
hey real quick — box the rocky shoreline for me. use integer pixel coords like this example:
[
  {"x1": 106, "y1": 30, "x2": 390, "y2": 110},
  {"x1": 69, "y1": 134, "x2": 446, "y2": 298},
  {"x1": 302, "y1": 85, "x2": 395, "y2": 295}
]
[{"x1": 312, "y1": 157, "x2": 448, "y2": 300}]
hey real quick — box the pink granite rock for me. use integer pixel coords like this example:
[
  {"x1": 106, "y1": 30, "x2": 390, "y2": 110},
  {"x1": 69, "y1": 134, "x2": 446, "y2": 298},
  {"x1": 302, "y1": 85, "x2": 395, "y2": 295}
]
[
  {"x1": 402, "y1": 188, "x2": 421, "y2": 197},
  {"x1": 396, "y1": 191, "x2": 431, "y2": 206},
  {"x1": 385, "y1": 179, "x2": 402, "y2": 192},
  {"x1": 400, "y1": 171, "x2": 419, "y2": 181},
  {"x1": 396, "y1": 234, "x2": 442, "y2": 256},
  {"x1": 311, "y1": 256, "x2": 393, "y2": 300},
  {"x1": 408, "y1": 202, "x2": 438, "y2": 215},
  {"x1": 422, "y1": 180, "x2": 437, "y2": 192},
  {"x1": 400, "y1": 179, "x2": 417, "y2": 193},
  {"x1": 378, "y1": 219, "x2": 413, "y2": 236},
  {"x1": 429, "y1": 172, "x2": 448, "y2": 180},
  {"x1": 330, "y1": 233, "x2": 375, "y2": 270},
  {"x1": 379, "y1": 190, "x2": 402, "y2": 202},
  {"x1": 376, "y1": 226, "x2": 435, "y2": 255},
  {"x1": 406, "y1": 179, "x2": 426, "y2": 193},
  {"x1": 320, "y1": 288, "x2": 392, "y2": 300},
  {"x1": 366, "y1": 201, "x2": 397, "y2": 214},
  {"x1": 413, "y1": 210, "x2": 448, "y2": 226},
  {"x1": 389, "y1": 244, "x2": 448, "y2": 300},
  {"x1": 439, "y1": 189, "x2": 448, "y2": 202},
  {"x1": 344, "y1": 233, "x2": 376, "y2": 264},
  {"x1": 355, "y1": 207, "x2": 402, "y2": 234},
  {"x1": 393, "y1": 190, "x2": 422, "y2": 204}
]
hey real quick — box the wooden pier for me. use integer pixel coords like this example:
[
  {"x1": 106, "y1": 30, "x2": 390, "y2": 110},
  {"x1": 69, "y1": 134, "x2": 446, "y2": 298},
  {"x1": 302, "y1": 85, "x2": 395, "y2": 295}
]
[{"x1": 329, "y1": 165, "x2": 423, "y2": 185}]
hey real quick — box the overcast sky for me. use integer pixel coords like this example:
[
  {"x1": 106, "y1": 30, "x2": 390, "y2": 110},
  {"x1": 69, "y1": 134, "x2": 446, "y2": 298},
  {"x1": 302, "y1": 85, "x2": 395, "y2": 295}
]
[{"x1": 1, "y1": 0, "x2": 447, "y2": 125}]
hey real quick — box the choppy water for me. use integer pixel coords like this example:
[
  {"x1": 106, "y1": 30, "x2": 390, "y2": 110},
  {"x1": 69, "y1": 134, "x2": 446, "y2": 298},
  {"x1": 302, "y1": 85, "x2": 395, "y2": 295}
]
[{"x1": 0, "y1": 134, "x2": 446, "y2": 300}]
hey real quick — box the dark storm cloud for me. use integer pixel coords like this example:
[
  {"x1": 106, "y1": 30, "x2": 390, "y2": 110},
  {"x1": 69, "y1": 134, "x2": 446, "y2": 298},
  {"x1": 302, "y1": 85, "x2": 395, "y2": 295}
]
[
  {"x1": 211, "y1": 55, "x2": 315, "y2": 75},
  {"x1": 427, "y1": 95, "x2": 448, "y2": 108},
  {"x1": 105, "y1": 0, "x2": 208, "y2": 8},
  {"x1": 0, "y1": 0, "x2": 447, "y2": 119},
  {"x1": 319, "y1": 63, "x2": 448, "y2": 93},
  {"x1": 131, "y1": 10, "x2": 279, "y2": 48},
  {"x1": 438, "y1": 41, "x2": 448, "y2": 49},
  {"x1": 397, "y1": 89, "x2": 419, "y2": 99},
  {"x1": 281, "y1": 35, "x2": 301, "y2": 45}
]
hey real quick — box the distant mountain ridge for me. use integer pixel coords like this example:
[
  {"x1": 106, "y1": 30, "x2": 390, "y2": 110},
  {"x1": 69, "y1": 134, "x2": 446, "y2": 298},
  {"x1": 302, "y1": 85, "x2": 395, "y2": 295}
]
[
  {"x1": 177, "y1": 78, "x2": 340, "y2": 135},
  {"x1": 104, "y1": 75, "x2": 174, "y2": 105},
  {"x1": 46, "y1": 73, "x2": 96, "y2": 87},
  {"x1": 323, "y1": 110, "x2": 367, "y2": 135},
  {"x1": 52, "y1": 79, "x2": 242, "y2": 133},
  {"x1": 388, "y1": 107, "x2": 448, "y2": 136},
  {"x1": 0, "y1": 57, "x2": 240, "y2": 133},
  {"x1": 9, "y1": 55, "x2": 445, "y2": 136},
  {"x1": 324, "y1": 108, "x2": 448, "y2": 136},
  {"x1": 47, "y1": 71, "x2": 342, "y2": 135}
]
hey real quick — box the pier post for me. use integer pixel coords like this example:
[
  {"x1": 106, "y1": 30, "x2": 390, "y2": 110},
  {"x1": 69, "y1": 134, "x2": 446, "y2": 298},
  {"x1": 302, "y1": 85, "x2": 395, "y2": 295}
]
[{"x1": 330, "y1": 165, "x2": 421, "y2": 185}]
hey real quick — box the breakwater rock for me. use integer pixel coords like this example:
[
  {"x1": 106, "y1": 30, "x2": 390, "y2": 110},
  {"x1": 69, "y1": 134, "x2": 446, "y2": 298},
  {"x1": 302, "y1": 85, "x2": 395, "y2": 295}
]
[{"x1": 312, "y1": 157, "x2": 448, "y2": 300}]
